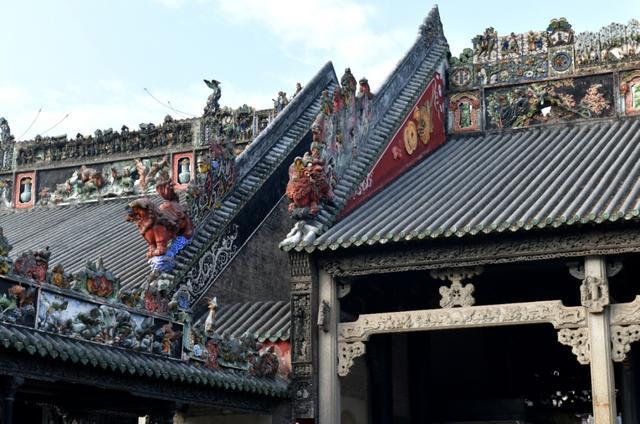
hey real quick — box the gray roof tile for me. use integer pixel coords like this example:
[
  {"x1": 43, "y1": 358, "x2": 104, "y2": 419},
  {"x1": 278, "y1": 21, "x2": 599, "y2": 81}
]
[{"x1": 312, "y1": 117, "x2": 640, "y2": 251}]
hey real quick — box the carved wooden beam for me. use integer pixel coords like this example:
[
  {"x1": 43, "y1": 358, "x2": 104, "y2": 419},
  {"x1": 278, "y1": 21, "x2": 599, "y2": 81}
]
[{"x1": 321, "y1": 227, "x2": 640, "y2": 278}]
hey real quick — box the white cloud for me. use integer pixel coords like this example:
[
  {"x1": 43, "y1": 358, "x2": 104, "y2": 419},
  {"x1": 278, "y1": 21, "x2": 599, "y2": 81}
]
[{"x1": 214, "y1": 0, "x2": 413, "y2": 91}]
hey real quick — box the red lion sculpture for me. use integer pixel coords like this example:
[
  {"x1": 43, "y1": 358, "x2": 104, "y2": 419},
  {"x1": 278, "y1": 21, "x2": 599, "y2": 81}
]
[
  {"x1": 126, "y1": 173, "x2": 193, "y2": 257},
  {"x1": 285, "y1": 157, "x2": 333, "y2": 220}
]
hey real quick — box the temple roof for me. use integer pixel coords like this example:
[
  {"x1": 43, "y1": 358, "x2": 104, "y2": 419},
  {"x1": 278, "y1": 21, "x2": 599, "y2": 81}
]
[
  {"x1": 312, "y1": 7, "x2": 449, "y2": 231},
  {"x1": 0, "y1": 197, "x2": 152, "y2": 287},
  {"x1": 310, "y1": 116, "x2": 640, "y2": 251},
  {"x1": 0, "y1": 322, "x2": 288, "y2": 397},
  {"x1": 208, "y1": 300, "x2": 290, "y2": 343}
]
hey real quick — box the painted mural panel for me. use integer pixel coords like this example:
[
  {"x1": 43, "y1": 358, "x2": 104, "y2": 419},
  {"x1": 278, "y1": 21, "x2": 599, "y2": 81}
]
[
  {"x1": 485, "y1": 74, "x2": 614, "y2": 130},
  {"x1": 340, "y1": 72, "x2": 446, "y2": 217}
]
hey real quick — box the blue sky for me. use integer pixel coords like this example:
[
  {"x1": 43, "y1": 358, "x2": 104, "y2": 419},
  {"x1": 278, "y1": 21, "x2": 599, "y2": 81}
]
[{"x1": 1, "y1": 0, "x2": 639, "y2": 139}]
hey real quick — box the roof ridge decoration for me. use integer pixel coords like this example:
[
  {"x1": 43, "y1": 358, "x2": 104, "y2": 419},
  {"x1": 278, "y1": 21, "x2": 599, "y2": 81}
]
[
  {"x1": 0, "y1": 227, "x2": 286, "y2": 380},
  {"x1": 0, "y1": 118, "x2": 14, "y2": 172},
  {"x1": 280, "y1": 6, "x2": 448, "y2": 250},
  {"x1": 280, "y1": 70, "x2": 374, "y2": 247},
  {"x1": 449, "y1": 18, "x2": 640, "y2": 91}
]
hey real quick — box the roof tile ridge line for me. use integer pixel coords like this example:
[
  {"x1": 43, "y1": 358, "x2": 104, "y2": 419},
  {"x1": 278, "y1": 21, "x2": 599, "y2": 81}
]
[
  {"x1": 173, "y1": 88, "x2": 335, "y2": 271},
  {"x1": 313, "y1": 46, "x2": 447, "y2": 231},
  {"x1": 369, "y1": 6, "x2": 446, "y2": 128},
  {"x1": 235, "y1": 61, "x2": 338, "y2": 179},
  {"x1": 177, "y1": 195, "x2": 289, "y2": 307},
  {"x1": 182, "y1": 73, "x2": 338, "y2": 240}
]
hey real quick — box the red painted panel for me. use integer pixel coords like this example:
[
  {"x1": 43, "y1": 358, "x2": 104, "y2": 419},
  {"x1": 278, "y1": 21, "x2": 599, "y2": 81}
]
[{"x1": 339, "y1": 72, "x2": 445, "y2": 219}]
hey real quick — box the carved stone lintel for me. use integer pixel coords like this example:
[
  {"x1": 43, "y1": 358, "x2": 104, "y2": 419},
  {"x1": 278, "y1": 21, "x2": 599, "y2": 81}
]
[
  {"x1": 317, "y1": 300, "x2": 331, "y2": 333},
  {"x1": 611, "y1": 325, "x2": 640, "y2": 362},
  {"x1": 558, "y1": 328, "x2": 590, "y2": 365},
  {"x1": 338, "y1": 341, "x2": 366, "y2": 377},
  {"x1": 338, "y1": 300, "x2": 586, "y2": 343},
  {"x1": 580, "y1": 276, "x2": 610, "y2": 313},
  {"x1": 611, "y1": 296, "x2": 640, "y2": 326}
]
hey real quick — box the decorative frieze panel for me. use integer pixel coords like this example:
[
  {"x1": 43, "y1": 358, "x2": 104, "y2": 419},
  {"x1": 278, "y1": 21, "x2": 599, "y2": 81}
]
[
  {"x1": 15, "y1": 117, "x2": 193, "y2": 168},
  {"x1": 339, "y1": 300, "x2": 586, "y2": 343},
  {"x1": 182, "y1": 224, "x2": 239, "y2": 300},
  {"x1": 485, "y1": 74, "x2": 614, "y2": 130},
  {"x1": 448, "y1": 18, "x2": 640, "y2": 92},
  {"x1": 321, "y1": 228, "x2": 640, "y2": 278}
]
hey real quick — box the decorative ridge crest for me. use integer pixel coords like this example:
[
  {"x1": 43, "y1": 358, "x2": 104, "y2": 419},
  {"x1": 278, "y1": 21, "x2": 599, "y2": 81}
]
[{"x1": 448, "y1": 17, "x2": 640, "y2": 91}]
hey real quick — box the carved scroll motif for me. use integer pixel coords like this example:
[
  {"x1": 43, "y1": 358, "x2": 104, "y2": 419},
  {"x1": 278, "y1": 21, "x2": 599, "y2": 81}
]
[
  {"x1": 611, "y1": 325, "x2": 640, "y2": 362},
  {"x1": 338, "y1": 300, "x2": 586, "y2": 344},
  {"x1": 338, "y1": 341, "x2": 365, "y2": 377},
  {"x1": 557, "y1": 328, "x2": 590, "y2": 365}
]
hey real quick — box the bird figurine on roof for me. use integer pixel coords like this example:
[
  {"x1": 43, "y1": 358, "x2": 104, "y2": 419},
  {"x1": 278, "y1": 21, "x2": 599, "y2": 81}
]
[
  {"x1": 204, "y1": 296, "x2": 218, "y2": 336},
  {"x1": 203, "y1": 79, "x2": 222, "y2": 116}
]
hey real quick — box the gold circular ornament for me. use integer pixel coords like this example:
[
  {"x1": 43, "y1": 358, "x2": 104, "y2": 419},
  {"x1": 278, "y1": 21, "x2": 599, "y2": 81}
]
[{"x1": 404, "y1": 121, "x2": 418, "y2": 155}]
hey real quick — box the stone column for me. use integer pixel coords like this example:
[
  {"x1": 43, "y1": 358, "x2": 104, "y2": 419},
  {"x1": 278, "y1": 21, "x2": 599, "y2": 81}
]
[
  {"x1": 620, "y1": 352, "x2": 638, "y2": 424},
  {"x1": 318, "y1": 268, "x2": 340, "y2": 424},
  {"x1": 585, "y1": 255, "x2": 617, "y2": 424},
  {"x1": 289, "y1": 252, "x2": 317, "y2": 420},
  {"x1": 0, "y1": 376, "x2": 23, "y2": 424}
]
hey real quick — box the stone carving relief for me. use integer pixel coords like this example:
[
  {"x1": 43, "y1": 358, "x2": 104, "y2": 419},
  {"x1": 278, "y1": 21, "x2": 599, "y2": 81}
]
[
  {"x1": 337, "y1": 301, "x2": 587, "y2": 375},
  {"x1": 317, "y1": 299, "x2": 331, "y2": 333},
  {"x1": 431, "y1": 266, "x2": 482, "y2": 308},
  {"x1": 292, "y1": 293, "x2": 312, "y2": 362},
  {"x1": 337, "y1": 341, "x2": 365, "y2": 377},
  {"x1": 182, "y1": 224, "x2": 239, "y2": 300},
  {"x1": 579, "y1": 276, "x2": 610, "y2": 313},
  {"x1": 611, "y1": 325, "x2": 640, "y2": 362},
  {"x1": 557, "y1": 328, "x2": 590, "y2": 365}
]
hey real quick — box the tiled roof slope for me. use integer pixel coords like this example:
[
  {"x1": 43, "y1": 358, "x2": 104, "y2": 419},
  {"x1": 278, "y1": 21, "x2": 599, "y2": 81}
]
[
  {"x1": 208, "y1": 301, "x2": 290, "y2": 343},
  {"x1": 0, "y1": 197, "x2": 152, "y2": 287},
  {"x1": 313, "y1": 7, "x2": 449, "y2": 231},
  {"x1": 0, "y1": 323, "x2": 288, "y2": 397},
  {"x1": 312, "y1": 117, "x2": 640, "y2": 251},
  {"x1": 166, "y1": 63, "x2": 339, "y2": 290}
]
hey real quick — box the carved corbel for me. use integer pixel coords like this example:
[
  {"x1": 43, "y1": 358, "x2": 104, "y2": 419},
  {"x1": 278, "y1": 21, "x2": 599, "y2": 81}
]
[
  {"x1": 611, "y1": 325, "x2": 640, "y2": 362},
  {"x1": 338, "y1": 341, "x2": 365, "y2": 377},
  {"x1": 557, "y1": 328, "x2": 590, "y2": 365},
  {"x1": 431, "y1": 266, "x2": 482, "y2": 308}
]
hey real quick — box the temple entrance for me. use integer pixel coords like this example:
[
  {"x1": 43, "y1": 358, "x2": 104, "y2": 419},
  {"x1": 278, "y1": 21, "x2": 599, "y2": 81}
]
[{"x1": 336, "y1": 257, "x2": 640, "y2": 423}]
